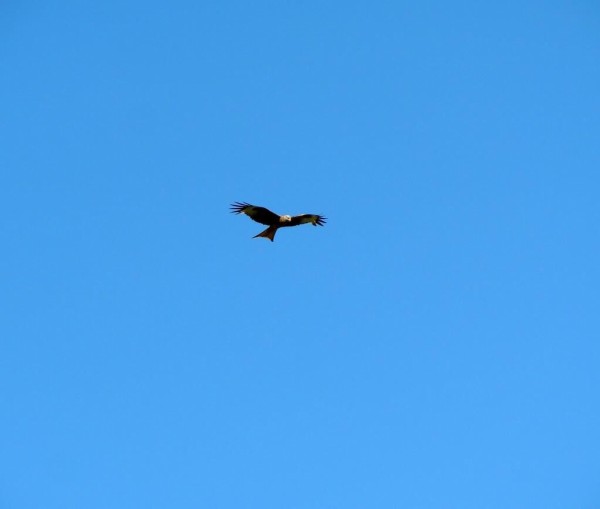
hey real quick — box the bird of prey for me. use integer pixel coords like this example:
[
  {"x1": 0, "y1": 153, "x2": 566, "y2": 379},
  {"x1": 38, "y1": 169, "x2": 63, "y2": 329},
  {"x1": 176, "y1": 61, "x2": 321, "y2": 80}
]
[{"x1": 230, "y1": 202, "x2": 327, "y2": 242}]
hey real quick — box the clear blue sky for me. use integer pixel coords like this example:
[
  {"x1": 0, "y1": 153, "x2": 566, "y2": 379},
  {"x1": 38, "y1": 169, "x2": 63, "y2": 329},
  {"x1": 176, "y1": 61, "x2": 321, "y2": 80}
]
[{"x1": 2, "y1": 1, "x2": 599, "y2": 508}]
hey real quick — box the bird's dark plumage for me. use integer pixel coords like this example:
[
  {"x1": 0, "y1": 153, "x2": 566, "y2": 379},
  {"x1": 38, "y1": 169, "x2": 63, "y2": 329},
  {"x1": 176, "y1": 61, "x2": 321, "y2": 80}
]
[
  {"x1": 230, "y1": 202, "x2": 280, "y2": 225},
  {"x1": 230, "y1": 202, "x2": 327, "y2": 241}
]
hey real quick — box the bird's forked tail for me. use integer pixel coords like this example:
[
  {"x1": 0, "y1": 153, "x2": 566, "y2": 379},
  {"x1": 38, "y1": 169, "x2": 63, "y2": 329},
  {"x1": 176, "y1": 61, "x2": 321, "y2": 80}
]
[{"x1": 253, "y1": 225, "x2": 278, "y2": 242}]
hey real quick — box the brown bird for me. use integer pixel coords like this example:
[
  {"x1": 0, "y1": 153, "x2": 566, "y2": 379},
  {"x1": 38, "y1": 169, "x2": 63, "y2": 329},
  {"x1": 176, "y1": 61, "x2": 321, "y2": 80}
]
[{"x1": 230, "y1": 202, "x2": 327, "y2": 242}]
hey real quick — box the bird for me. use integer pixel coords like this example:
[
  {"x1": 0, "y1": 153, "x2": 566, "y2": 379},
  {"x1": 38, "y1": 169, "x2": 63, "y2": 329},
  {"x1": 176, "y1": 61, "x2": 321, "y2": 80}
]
[{"x1": 230, "y1": 202, "x2": 327, "y2": 242}]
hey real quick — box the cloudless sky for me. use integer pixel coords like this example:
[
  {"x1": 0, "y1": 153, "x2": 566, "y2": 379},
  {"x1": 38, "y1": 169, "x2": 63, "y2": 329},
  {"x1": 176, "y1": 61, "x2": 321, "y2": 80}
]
[{"x1": 1, "y1": 1, "x2": 600, "y2": 508}]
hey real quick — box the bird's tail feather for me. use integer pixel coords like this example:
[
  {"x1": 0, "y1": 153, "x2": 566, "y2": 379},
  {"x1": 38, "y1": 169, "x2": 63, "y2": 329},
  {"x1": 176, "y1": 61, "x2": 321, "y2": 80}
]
[{"x1": 253, "y1": 226, "x2": 278, "y2": 242}]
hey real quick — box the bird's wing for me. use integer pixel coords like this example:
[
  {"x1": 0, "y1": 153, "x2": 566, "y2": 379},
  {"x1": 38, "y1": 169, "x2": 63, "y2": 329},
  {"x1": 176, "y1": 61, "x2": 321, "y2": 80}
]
[
  {"x1": 288, "y1": 214, "x2": 327, "y2": 227},
  {"x1": 230, "y1": 202, "x2": 280, "y2": 226}
]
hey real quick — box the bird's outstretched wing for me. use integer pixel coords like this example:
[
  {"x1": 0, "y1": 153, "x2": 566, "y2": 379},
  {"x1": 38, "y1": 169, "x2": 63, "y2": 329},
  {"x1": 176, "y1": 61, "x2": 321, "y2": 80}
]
[
  {"x1": 288, "y1": 214, "x2": 327, "y2": 227},
  {"x1": 230, "y1": 202, "x2": 280, "y2": 226}
]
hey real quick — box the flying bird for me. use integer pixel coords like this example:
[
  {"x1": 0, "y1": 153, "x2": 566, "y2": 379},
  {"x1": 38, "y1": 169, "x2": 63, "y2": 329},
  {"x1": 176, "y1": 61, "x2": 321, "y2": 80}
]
[{"x1": 230, "y1": 202, "x2": 327, "y2": 241}]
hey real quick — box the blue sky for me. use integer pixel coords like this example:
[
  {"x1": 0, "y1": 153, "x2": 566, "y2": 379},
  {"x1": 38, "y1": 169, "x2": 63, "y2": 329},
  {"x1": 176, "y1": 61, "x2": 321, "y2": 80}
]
[{"x1": 1, "y1": 1, "x2": 599, "y2": 507}]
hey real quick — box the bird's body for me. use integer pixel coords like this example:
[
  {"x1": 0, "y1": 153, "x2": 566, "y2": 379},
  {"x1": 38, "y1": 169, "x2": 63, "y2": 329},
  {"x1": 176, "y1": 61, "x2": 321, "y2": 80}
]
[{"x1": 230, "y1": 202, "x2": 326, "y2": 241}]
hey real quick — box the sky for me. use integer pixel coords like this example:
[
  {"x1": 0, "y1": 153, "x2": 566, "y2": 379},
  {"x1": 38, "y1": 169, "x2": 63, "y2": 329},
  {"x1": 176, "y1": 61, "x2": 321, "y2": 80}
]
[{"x1": 1, "y1": 1, "x2": 600, "y2": 508}]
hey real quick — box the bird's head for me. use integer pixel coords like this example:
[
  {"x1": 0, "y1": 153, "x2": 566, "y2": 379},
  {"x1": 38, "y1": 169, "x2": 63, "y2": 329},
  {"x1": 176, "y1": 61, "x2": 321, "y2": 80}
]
[{"x1": 280, "y1": 215, "x2": 292, "y2": 223}]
